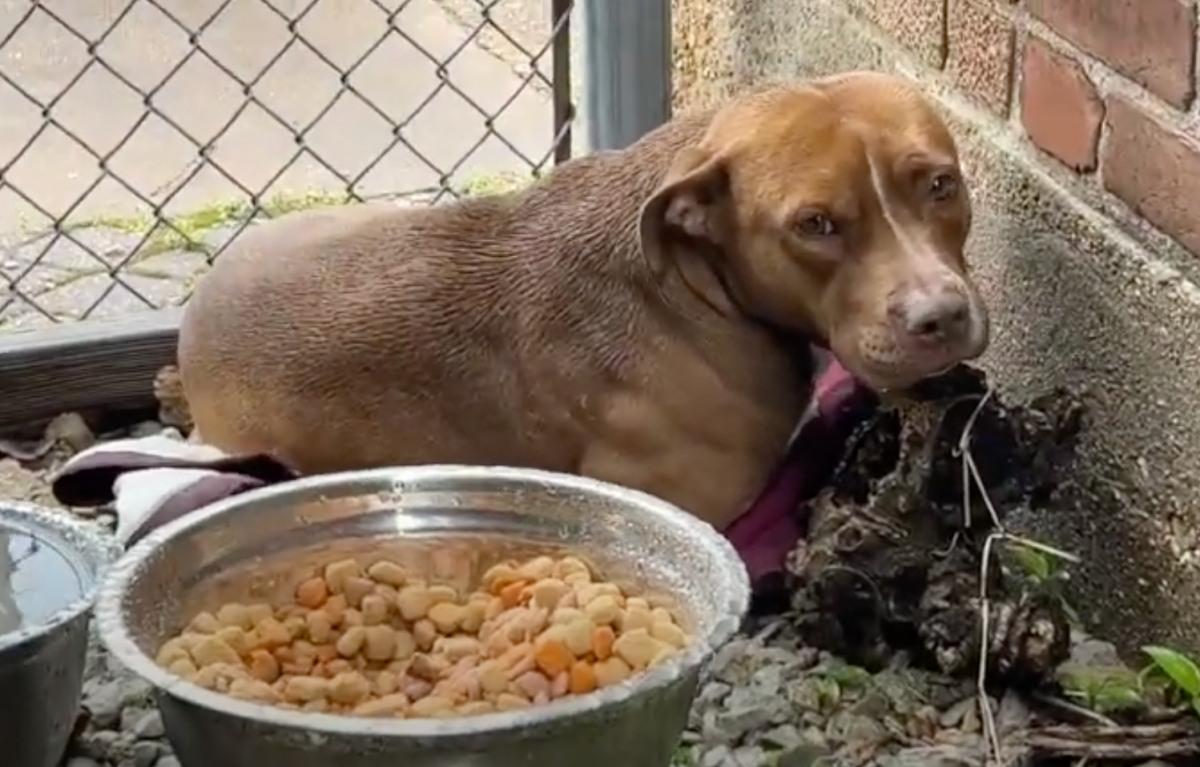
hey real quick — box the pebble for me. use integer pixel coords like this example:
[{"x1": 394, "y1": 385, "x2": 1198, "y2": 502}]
[
  {"x1": 708, "y1": 704, "x2": 775, "y2": 743},
  {"x1": 699, "y1": 745, "x2": 732, "y2": 767},
  {"x1": 130, "y1": 740, "x2": 161, "y2": 767},
  {"x1": 65, "y1": 758, "x2": 101, "y2": 767},
  {"x1": 937, "y1": 697, "x2": 974, "y2": 728},
  {"x1": 157, "y1": 758, "x2": 182, "y2": 767},
  {"x1": 760, "y1": 724, "x2": 803, "y2": 750},
  {"x1": 120, "y1": 707, "x2": 165, "y2": 739},
  {"x1": 1068, "y1": 636, "x2": 1123, "y2": 668},
  {"x1": 730, "y1": 745, "x2": 765, "y2": 765},
  {"x1": 83, "y1": 675, "x2": 154, "y2": 728},
  {"x1": 76, "y1": 729, "x2": 136, "y2": 762},
  {"x1": 776, "y1": 743, "x2": 831, "y2": 767}
]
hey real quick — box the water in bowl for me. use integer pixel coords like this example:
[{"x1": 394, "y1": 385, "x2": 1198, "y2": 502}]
[{"x1": 0, "y1": 520, "x2": 87, "y2": 636}]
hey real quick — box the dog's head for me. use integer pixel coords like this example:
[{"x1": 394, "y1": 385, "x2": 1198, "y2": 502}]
[{"x1": 640, "y1": 72, "x2": 989, "y2": 392}]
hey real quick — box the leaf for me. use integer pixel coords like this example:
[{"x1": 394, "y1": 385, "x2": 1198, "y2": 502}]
[
  {"x1": 1008, "y1": 543, "x2": 1050, "y2": 582},
  {"x1": 1193, "y1": 696, "x2": 1200, "y2": 719},
  {"x1": 1142, "y1": 646, "x2": 1200, "y2": 697},
  {"x1": 825, "y1": 662, "x2": 871, "y2": 689},
  {"x1": 1092, "y1": 683, "x2": 1146, "y2": 714}
]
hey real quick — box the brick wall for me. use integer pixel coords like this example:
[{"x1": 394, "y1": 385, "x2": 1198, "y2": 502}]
[{"x1": 846, "y1": 0, "x2": 1200, "y2": 258}]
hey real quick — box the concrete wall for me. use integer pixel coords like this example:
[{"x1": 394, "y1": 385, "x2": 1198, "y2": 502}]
[{"x1": 671, "y1": 0, "x2": 1200, "y2": 652}]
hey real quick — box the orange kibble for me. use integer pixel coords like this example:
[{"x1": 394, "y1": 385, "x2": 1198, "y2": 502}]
[
  {"x1": 500, "y1": 580, "x2": 528, "y2": 609},
  {"x1": 592, "y1": 625, "x2": 615, "y2": 660},
  {"x1": 296, "y1": 577, "x2": 328, "y2": 609},
  {"x1": 248, "y1": 649, "x2": 280, "y2": 683},
  {"x1": 569, "y1": 661, "x2": 597, "y2": 695},
  {"x1": 533, "y1": 638, "x2": 573, "y2": 678},
  {"x1": 315, "y1": 644, "x2": 339, "y2": 663}
]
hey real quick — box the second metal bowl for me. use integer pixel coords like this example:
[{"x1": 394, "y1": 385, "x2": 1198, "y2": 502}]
[{"x1": 1, "y1": 502, "x2": 120, "y2": 767}]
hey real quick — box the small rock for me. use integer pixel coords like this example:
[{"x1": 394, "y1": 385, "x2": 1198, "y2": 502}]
[
  {"x1": 77, "y1": 729, "x2": 136, "y2": 762},
  {"x1": 731, "y1": 745, "x2": 765, "y2": 765},
  {"x1": 696, "y1": 681, "x2": 731, "y2": 708},
  {"x1": 83, "y1": 675, "x2": 154, "y2": 728},
  {"x1": 996, "y1": 690, "x2": 1032, "y2": 736},
  {"x1": 748, "y1": 663, "x2": 784, "y2": 695},
  {"x1": 1068, "y1": 635, "x2": 1121, "y2": 668},
  {"x1": 760, "y1": 724, "x2": 803, "y2": 750},
  {"x1": 709, "y1": 639, "x2": 749, "y2": 679},
  {"x1": 131, "y1": 740, "x2": 161, "y2": 767},
  {"x1": 700, "y1": 745, "x2": 732, "y2": 767},
  {"x1": 65, "y1": 758, "x2": 101, "y2": 767},
  {"x1": 157, "y1": 758, "x2": 182, "y2": 767},
  {"x1": 776, "y1": 743, "x2": 832, "y2": 767},
  {"x1": 878, "y1": 744, "x2": 985, "y2": 767},
  {"x1": 826, "y1": 711, "x2": 887, "y2": 750},
  {"x1": 938, "y1": 697, "x2": 974, "y2": 728},
  {"x1": 45, "y1": 412, "x2": 96, "y2": 454},
  {"x1": 131, "y1": 709, "x2": 165, "y2": 739},
  {"x1": 708, "y1": 704, "x2": 775, "y2": 743},
  {"x1": 726, "y1": 684, "x2": 777, "y2": 711},
  {"x1": 849, "y1": 688, "x2": 890, "y2": 719}
]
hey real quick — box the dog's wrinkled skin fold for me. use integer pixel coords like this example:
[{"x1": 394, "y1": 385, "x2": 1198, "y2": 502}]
[{"x1": 179, "y1": 72, "x2": 989, "y2": 529}]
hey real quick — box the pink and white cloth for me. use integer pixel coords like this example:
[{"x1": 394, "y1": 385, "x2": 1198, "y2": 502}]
[{"x1": 51, "y1": 361, "x2": 871, "y2": 589}]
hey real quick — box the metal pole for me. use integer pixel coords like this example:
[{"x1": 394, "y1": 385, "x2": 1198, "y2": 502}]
[
  {"x1": 582, "y1": 0, "x2": 672, "y2": 152},
  {"x1": 550, "y1": 0, "x2": 574, "y2": 165}
]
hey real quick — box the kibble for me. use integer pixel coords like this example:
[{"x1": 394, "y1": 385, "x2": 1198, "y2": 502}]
[{"x1": 159, "y1": 554, "x2": 689, "y2": 720}]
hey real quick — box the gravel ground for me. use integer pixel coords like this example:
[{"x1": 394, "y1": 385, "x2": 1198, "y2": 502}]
[{"x1": 0, "y1": 415, "x2": 1189, "y2": 767}]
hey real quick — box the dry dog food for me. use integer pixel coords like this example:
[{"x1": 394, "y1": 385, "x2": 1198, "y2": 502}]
[{"x1": 156, "y1": 554, "x2": 689, "y2": 719}]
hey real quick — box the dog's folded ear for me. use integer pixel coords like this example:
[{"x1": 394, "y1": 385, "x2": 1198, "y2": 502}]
[{"x1": 638, "y1": 146, "x2": 738, "y2": 316}]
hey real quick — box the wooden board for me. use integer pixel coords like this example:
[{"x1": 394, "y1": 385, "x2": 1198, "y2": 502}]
[{"x1": 0, "y1": 309, "x2": 181, "y2": 431}]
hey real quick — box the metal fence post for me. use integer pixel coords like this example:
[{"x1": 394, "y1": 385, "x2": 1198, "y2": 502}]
[{"x1": 582, "y1": 0, "x2": 672, "y2": 152}]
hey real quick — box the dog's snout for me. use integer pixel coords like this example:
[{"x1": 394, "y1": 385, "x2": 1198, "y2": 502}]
[{"x1": 893, "y1": 288, "x2": 971, "y2": 344}]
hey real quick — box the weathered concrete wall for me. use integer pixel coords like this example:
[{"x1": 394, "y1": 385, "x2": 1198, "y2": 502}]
[{"x1": 671, "y1": 0, "x2": 1200, "y2": 652}]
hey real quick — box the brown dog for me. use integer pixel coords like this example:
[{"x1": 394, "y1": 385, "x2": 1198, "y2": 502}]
[{"x1": 178, "y1": 72, "x2": 989, "y2": 530}]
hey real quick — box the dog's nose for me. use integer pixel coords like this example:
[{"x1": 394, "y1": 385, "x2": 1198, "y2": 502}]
[{"x1": 896, "y1": 289, "x2": 971, "y2": 344}]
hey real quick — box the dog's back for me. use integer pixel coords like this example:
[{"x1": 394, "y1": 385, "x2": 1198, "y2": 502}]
[{"x1": 179, "y1": 115, "x2": 707, "y2": 473}]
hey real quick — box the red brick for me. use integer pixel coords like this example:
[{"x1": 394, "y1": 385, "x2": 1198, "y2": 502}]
[
  {"x1": 946, "y1": 0, "x2": 1015, "y2": 115},
  {"x1": 1029, "y1": 0, "x2": 1196, "y2": 108},
  {"x1": 1103, "y1": 97, "x2": 1200, "y2": 256},
  {"x1": 1020, "y1": 38, "x2": 1104, "y2": 172}
]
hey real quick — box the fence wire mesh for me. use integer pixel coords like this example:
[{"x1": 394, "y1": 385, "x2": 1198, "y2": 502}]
[{"x1": 0, "y1": 0, "x2": 574, "y2": 333}]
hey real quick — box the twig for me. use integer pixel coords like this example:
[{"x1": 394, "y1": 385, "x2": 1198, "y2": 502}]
[
  {"x1": 1018, "y1": 720, "x2": 1200, "y2": 759},
  {"x1": 966, "y1": 451, "x2": 1005, "y2": 529},
  {"x1": 933, "y1": 530, "x2": 962, "y2": 558},
  {"x1": 956, "y1": 388, "x2": 994, "y2": 531},
  {"x1": 957, "y1": 385, "x2": 1080, "y2": 767},
  {"x1": 1032, "y1": 692, "x2": 1121, "y2": 728},
  {"x1": 978, "y1": 532, "x2": 1004, "y2": 766},
  {"x1": 998, "y1": 533, "x2": 1081, "y2": 565}
]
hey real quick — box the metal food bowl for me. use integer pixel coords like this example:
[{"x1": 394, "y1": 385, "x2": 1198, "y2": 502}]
[
  {"x1": 1, "y1": 502, "x2": 121, "y2": 767},
  {"x1": 96, "y1": 466, "x2": 750, "y2": 767}
]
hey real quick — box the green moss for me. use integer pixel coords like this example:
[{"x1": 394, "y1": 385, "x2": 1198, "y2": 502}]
[
  {"x1": 457, "y1": 170, "x2": 532, "y2": 197},
  {"x1": 59, "y1": 190, "x2": 355, "y2": 259}
]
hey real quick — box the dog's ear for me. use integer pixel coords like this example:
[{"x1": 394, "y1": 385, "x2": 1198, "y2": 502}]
[{"x1": 638, "y1": 146, "x2": 738, "y2": 315}]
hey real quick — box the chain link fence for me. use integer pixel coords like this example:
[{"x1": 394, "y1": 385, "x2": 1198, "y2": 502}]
[{"x1": 0, "y1": 0, "x2": 574, "y2": 333}]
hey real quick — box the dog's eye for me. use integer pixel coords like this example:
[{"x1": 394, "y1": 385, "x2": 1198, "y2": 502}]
[
  {"x1": 929, "y1": 172, "x2": 959, "y2": 201},
  {"x1": 794, "y1": 213, "x2": 838, "y2": 238}
]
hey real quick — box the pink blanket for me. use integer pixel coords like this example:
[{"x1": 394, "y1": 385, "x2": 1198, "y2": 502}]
[{"x1": 52, "y1": 362, "x2": 871, "y2": 589}]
